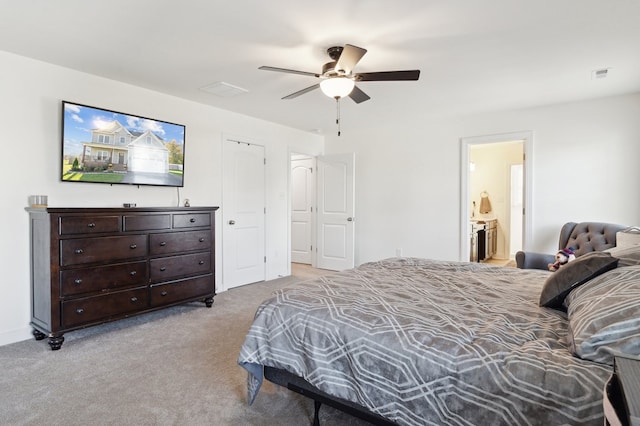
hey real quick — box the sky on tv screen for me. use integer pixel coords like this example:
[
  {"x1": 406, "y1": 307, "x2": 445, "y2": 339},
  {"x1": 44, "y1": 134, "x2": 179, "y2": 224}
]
[{"x1": 63, "y1": 102, "x2": 185, "y2": 157}]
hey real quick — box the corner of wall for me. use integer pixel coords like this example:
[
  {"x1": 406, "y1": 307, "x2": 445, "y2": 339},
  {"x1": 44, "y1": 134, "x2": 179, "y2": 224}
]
[{"x1": 0, "y1": 326, "x2": 33, "y2": 348}]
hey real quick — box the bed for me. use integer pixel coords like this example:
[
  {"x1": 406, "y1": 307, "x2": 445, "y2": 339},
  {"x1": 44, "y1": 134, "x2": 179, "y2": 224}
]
[{"x1": 238, "y1": 255, "x2": 640, "y2": 425}]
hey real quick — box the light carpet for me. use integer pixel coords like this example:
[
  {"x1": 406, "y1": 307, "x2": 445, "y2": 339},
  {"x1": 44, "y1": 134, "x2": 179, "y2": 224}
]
[{"x1": 0, "y1": 265, "x2": 372, "y2": 426}]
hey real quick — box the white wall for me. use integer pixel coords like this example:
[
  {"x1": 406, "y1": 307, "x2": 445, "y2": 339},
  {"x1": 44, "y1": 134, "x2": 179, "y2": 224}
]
[
  {"x1": 3, "y1": 47, "x2": 639, "y2": 347},
  {"x1": 325, "y1": 92, "x2": 640, "y2": 265},
  {"x1": 0, "y1": 51, "x2": 323, "y2": 346}
]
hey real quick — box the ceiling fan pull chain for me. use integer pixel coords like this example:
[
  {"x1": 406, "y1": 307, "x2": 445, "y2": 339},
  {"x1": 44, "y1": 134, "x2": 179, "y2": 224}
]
[{"x1": 336, "y1": 97, "x2": 341, "y2": 136}]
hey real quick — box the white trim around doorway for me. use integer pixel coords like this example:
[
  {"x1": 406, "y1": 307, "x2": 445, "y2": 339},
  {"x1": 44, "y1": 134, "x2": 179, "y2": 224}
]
[{"x1": 460, "y1": 131, "x2": 534, "y2": 262}]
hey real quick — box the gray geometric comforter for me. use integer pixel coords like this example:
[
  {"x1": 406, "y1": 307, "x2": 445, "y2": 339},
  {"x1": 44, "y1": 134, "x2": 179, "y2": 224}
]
[{"x1": 238, "y1": 258, "x2": 612, "y2": 425}]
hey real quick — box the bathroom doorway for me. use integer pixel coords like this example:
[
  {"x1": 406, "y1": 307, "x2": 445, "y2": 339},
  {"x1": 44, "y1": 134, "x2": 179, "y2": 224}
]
[{"x1": 460, "y1": 131, "x2": 533, "y2": 262}]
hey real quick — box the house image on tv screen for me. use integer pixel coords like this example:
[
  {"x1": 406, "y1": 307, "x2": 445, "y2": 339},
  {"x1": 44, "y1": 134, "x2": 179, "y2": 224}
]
[
  {"x1": 62, "y1": 101, "x2": 185, "y2": 187},
  {"x1": 82, "y1": 120, "x2": 170, "y2": 173}
]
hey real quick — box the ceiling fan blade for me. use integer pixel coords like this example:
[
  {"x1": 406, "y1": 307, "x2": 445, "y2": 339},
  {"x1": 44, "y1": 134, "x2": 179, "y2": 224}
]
[
  {"x1": 282, "y1": 83, "x2": 320, "y2": 99},
  {"x1": 259, "y1": 66, "x2": 320, "y2": 78},
  {"x1": 356, "y1": 70, "x2": 421, "y2": 81},
  {"x1": 336, "y1": 44, "x2": 367, "y2": 74},
  {"x1": 348, "y1": 85, "x2": 370, "y2": 104}
]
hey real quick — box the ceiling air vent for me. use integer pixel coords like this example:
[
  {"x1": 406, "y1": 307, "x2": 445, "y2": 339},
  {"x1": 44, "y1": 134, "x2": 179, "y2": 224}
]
[
  {"x1": 200, "y1": 81, "x2": 248, "y2": 97},
  {"x1": 591, "y1": 68, "x2": 610, "y2": 80}
]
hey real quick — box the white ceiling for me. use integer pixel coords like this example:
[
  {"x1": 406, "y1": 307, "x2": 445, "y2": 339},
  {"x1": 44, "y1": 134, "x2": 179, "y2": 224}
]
[{"x1": 1, "y1": 0, "x2": 639, "y2": 135}]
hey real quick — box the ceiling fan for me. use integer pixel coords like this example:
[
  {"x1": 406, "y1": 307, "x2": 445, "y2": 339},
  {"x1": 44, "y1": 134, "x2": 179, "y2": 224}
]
[
  {"x1": 260, "y1": 44, "x2": 420, "y2": 135},
  {"x1": 259, "y1": 44, "x2": 421, "y2": 104}
]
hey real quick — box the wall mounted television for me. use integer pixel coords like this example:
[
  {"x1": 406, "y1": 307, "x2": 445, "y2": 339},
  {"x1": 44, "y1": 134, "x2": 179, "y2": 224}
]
[{"x1": 61, "y1": 101, "x2": 186, "y2": 187}]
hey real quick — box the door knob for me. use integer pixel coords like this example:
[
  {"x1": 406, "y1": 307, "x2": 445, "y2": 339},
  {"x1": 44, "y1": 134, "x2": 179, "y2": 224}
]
[
  {"x1": 228, "y1": 220, "x2": 236, "y2": 225},
  {"x1": 347, "y1": 217, "x2": 354, "y2": 222}
]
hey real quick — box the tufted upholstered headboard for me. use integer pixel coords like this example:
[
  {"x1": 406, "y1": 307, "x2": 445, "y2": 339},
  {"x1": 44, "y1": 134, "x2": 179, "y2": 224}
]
[{"x1": 559, "y1": 222, "x2": 628, "y2": 257}]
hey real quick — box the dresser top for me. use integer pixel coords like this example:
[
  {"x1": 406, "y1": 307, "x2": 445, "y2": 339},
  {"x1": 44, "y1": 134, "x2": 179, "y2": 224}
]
[{"x1": 26, "y1": 206, "x2": 219, "y2": 214}]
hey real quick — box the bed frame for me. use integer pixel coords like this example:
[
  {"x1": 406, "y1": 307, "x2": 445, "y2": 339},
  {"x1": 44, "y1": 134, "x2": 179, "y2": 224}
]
[{"x1": 264, "y1": 366, "x2": 397, "y2": 426}]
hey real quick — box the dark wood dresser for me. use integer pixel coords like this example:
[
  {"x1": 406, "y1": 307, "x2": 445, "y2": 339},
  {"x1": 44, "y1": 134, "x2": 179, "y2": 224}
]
[{"x1": 25, "y1": 206, "x2": 218, "y2": 350}]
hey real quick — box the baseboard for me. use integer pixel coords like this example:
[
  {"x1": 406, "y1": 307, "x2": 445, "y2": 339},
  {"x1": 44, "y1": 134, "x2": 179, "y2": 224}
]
[{"x1": 0, "y1": 326, "x2": 32, "y2": 347}]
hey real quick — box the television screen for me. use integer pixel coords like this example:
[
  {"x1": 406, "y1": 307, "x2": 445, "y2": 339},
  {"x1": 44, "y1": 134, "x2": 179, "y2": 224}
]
[{"x1": 61, "y1": 101, "x2": 185, "y2": 187}]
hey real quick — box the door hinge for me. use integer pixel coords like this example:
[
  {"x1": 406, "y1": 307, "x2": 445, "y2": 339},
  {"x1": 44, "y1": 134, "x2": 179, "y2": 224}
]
[
  {"x1": 310, "y1": 206, "x2": 313, "y2": 212},
  {"x1": 264, "y1": 256, "x2": 267, "y2": 263},
  {"x1": 264, "y1": 158, "x2": 266, "y2": 165},
  {"x1": 264, "y1": 207, "x2": 266, "y2": 214}
]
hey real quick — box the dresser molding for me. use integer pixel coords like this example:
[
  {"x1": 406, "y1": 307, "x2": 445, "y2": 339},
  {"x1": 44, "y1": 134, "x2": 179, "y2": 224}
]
[{"x1": 26, "y1": 206, "x2": 219, "y2": 350}]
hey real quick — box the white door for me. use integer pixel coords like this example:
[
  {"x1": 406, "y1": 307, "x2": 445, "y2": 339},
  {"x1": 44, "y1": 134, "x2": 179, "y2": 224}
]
[
  {"x1": 222, "y1": 139, "x2": 266, "y2": 289},
  {"x1": 509, "y1": 164, "x2": 524, "y2": 257},
  {"x1": 291, "y1": 157, "x2": 315, "y2": 264},
  {"x1": 316, "y1": 153, "x2": 355, "y2": 271}
]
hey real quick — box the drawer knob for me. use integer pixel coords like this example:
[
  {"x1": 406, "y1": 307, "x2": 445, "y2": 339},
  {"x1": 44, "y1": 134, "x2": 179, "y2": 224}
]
[
  {"x1": 159, "y1": 241, "x2": 167, "y2": 246},
  {"x1": 76, "y1": 308, "x2": 84, "y2": 315},
  {"x1": 130, "y1": 297, "x2": 138, "y2": 303},
  {"x1": 74, "y1": 278, "x2": 82, "y2": 285},
  {"x1": 161, "y1": 291, "x2": 168, "y2": 296},
  {"x1": 129, "y1": 244, "x2": 137, "y2": 249},
  {"x1": 74, "y1": 249, "x2": 84, "y2": 255},
  {"x1": 87, "y1": 222, "x2": 96, "y2": 228},
  {"x1": 198, "y1": 260, "x2": 205, "y2": 265},
  {"x1": 160, "y1": 267, "x2": 166, "y2": 272},
  {"x1": 129, "y1": 271, "x2": 137, "y2": 277},
  {"x1": 190, "y1": 218, "x2": 196, "y2": 223},
  {"x1": 199, "y1": 237, "x2": 205, "y2": 242}
]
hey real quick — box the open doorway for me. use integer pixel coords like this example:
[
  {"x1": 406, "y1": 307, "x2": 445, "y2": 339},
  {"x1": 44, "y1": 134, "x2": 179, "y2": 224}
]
[
  {"x1": 460, "y1": 131, "x2": 533, "y2": 263},
  {"x1": 289, "y1": 152, "x2": 356, "y2": 272},
  {"x1": 290, "y1": 153, "x2": 316, "y2": 266}
]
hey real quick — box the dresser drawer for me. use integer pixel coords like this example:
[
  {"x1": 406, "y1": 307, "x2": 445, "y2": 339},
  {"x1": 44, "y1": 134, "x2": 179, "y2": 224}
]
[
  {"x1": 150, "y1": 275, "x2": 213, "y2": 307},
  {"x1": 149, "y1": 252, "x2": 211, "y2": 282},
  {"x1": 149, "y1": 230, "x2": 211, "y2": 256},
  {"x1": 173, "y1": 213, "x2": 210, "y2": 229},
  {"x1": 59, "y1": 215, "x2": 120, "y2": 235},
  {"x1": 61, "y1": 288, "x2": 148, "y2": 328},
  {"x1": 60, "y1": 235, "x2": 148, "y2": 266},
  {"x1": 123, "y1": 214, "x2": 171, "y2": 231},
  {"x1": 60, "y1": 261, "x2": 147, "y2": 297}
]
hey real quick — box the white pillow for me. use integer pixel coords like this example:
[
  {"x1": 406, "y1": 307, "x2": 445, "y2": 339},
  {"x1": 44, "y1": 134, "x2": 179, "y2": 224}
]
[
  {"x1": 605, "y1": 245, "x2": 640, "y2": 267},
  {"x1": 616, "y1": 227, "x2": 640, "y2": 248}
]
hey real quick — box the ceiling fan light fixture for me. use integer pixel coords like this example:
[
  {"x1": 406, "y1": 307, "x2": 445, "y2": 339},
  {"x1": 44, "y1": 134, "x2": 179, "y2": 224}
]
[{"x1": 320, "y1": 77, "x2": 355, "y2": 99}]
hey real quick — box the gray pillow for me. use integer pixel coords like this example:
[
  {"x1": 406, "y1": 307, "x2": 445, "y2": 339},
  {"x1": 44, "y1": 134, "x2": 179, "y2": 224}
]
[
  {"x1": 539, "y1": 251, "x2": 618, "y2": 310},
  {"x1": 565, "y1": 265, "x2": 640, "y2": 366}
]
